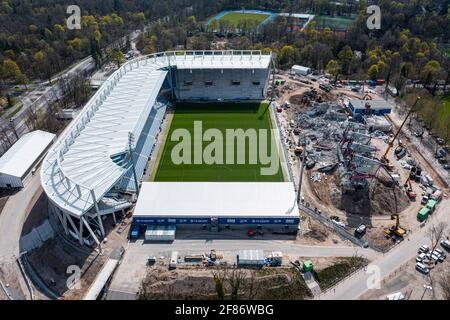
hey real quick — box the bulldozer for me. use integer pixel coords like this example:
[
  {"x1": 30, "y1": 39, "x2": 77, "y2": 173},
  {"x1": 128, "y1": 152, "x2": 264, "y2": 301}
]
[{"x1": 384, "y1": 214, "x2": 406, "y2": 238}]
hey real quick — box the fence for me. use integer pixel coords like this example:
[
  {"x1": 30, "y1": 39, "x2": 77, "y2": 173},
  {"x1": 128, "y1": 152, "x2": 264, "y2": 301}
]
[{"x1": 298, "y1": 203, "x2": 370, "y2": 248}]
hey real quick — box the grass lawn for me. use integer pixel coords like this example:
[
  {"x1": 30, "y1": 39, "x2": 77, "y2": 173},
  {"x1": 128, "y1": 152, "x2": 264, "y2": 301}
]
[
  {"x1": 440, "y1": 96, "x2": 450, "y2": 139},
  {"x1": 313, "y1": 257, "x2": 368, "y2": 290},
  {"x1": 313, "y1": 15, "x2": 356, "y2": 30},
  {"x1": 153, "y1": 102, "x2": 284, "y2": 182},
  {"x1": 218, "y1": 12, "x2": 270, "y2": 27}
]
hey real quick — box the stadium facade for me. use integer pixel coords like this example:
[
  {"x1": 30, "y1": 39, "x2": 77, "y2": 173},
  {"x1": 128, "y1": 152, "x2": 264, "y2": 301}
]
[{"x1": 41, "y1": 50, "x2": 298, "y2": 245}]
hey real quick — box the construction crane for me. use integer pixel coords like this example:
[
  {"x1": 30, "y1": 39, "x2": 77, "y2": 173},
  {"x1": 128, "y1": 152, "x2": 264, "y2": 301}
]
[
  {"x1": 385, "y1": 214, "x2": 406, "y2": 238},
  {"x1": 381, "y1": 96, "x2": 421, "y2": 165}
]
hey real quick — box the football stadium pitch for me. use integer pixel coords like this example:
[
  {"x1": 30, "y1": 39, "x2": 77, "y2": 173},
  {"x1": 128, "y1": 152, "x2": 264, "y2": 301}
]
[
  {"x1": 313, "y1": 15, "x2": 356, "y2": 30},
  {"x1": 217, "y1": 12, "x2": 270, "y2": 27},
  {"x1": 153, "y1": 102, "x2": 285, "y2": 182}
]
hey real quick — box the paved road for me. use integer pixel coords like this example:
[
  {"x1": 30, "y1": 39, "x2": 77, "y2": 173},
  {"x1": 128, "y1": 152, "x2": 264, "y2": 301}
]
[
  {"x1": 108, "y1": 237, "x2": 378, "y2": 299},
  {"x1": 0, "y1": 172, "x2": 42, "y2": 263},
  {"x1": 317, "y1": 197, "x2": 450, "y2": 300},
  {"x1": 0, "y1": 172, "x2": 43, "y2": 299}
]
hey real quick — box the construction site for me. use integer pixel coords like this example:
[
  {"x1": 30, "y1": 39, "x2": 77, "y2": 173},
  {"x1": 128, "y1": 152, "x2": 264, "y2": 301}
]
[{"x1": 273, "y1": 70, "x2": 448, "y2": 251}]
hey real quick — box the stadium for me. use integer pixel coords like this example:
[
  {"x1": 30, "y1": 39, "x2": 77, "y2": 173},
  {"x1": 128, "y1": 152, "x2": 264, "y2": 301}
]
[{"x1": 40, "y1": 50, "x2": 299, "y2": 245}]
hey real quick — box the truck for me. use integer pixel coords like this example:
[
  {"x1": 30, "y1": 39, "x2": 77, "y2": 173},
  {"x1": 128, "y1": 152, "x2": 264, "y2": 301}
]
[
  {"x1": 417, "y1": 207, "x2": 430, "y2": 222},
  {"x1": 266, "y1": 252, "x2": 283, "y2": 266},
  {"x1": 426, "y1": 199, "x2": 437, "y2": 213}
]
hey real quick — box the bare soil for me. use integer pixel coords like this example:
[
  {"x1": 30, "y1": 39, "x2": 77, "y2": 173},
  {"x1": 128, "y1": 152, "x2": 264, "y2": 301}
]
[
  {"x1": 139, "y1": 266, "x2": 312, "y2": 300},
  {"x1": 26, "y1": 238, "x2": 106, "y2": 299}
]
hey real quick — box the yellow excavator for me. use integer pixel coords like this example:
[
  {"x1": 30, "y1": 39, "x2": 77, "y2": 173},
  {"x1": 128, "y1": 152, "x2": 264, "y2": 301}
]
[
  {"x1": 384, "y1": 214, "x2": 406, "y2": 238},
  {"x1": 380, "y1": 96, "x2": 421, "y2": 169}
]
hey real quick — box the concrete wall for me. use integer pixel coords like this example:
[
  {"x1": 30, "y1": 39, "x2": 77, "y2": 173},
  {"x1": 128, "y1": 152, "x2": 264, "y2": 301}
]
[{"x1": 174, "y1": 68, "x2": 269, "y2": 101}]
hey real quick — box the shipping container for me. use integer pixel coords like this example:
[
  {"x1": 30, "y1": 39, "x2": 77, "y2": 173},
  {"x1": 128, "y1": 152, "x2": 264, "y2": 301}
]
[{"x1": 237, "y1": 250, "x2": 265, "y2": 267}]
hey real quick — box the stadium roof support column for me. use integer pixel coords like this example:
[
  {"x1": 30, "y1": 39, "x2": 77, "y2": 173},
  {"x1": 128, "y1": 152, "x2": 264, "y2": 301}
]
[{"x1": 81, "y1": 217, "x2": 101, "y2": 248}]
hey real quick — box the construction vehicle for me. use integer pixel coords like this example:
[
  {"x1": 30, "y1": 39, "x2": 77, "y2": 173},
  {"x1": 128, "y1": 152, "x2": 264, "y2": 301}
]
[
  {"x1": 384, "y1": 214, "x2": 406, "y2": 238},
  {"x1": 209, "y1": 249, "x2": 223, "y2": 261},
  {"x1": 294, "y1": 146, "x2": 304, "y2": 155},
  {"x1": 381, "y1": 96, "x2": 421, "y2": 167},
  {"x1": 404, "y1": 175, "x2": 416, "y2": 200}
]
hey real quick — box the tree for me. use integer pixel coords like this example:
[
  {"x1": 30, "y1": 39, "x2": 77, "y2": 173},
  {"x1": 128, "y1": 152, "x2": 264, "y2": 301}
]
[
  {"x1": 209, "y1": 19, "x2": 219, "y2": 32},
  {"x1": 421, "y1": 60, "x2": 441, "y2": 88},
  {"x1": 279, "y1": 45, "x2": 297, "y2": 68},
  {"x1": 245, "y1": 270, "x2": 260, "y2": 299},
  {"x1": 107, "y1": 48, "x2": 125, "y2": 67},
  {"x1": 427, "y1": 222, "x2": 447, "y2": 252},
  {"x1": 211, "y1": 266, "x2": 227, "y2": 300},
  {"x1": 227, "y1": 268, "x2": 246, "y2": 300},
  {"x1": 1, "y1": 59, "x2": 24, "y2": 83},
  {"x1": 368, "y1": 64, "x2": 379, "y2": 80},
  {"x1": 337, "y1": 45, "x2": 354, "y2": 75},
  {"x1": 326, "y1": 60, "x2": 340, "y2": 79}
]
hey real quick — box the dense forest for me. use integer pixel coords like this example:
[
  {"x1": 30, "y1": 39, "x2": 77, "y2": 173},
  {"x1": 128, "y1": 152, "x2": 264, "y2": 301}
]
[
  {"x1": 1, "y1": 0, "x2": 448, "y2": 83},
  {"x1": 0, "y1": 0, "x2": 448, "y2": 140}
]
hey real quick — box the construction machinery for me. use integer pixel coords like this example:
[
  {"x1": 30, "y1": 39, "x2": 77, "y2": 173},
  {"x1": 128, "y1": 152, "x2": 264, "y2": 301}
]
[
  {"x1": 381, "y1": 96, "x2": 421, "y2": 167},
  {"x1": 384, "y1": 214, "x2": 406, "y2": 238},
  {"x1": 404, "y1": 175, "x2": 416, "y2": 200}
]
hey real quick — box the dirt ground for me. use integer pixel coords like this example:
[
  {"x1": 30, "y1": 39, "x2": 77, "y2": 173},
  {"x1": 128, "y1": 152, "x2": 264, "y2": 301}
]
[
  {"x1": 26, "y1": 238, "x2": 106, "y2": 299},
  {"x1": 274, "y1": 73, "x2": 433, "y2": 252},
  {"x1": 139, "y1": 264, "x2": 325, "y2": 300},
  {"x1": 21, "y1": 193, "x2": 48, "y2": 235},
  {"x1": 0, "y1": 263, "x2": 27, "y2": 300}
]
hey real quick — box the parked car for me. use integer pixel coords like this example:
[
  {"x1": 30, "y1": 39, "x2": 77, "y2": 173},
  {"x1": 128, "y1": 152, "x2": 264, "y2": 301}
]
[
  {"x1": 416, "y1": 262, "x2": 430, "y2": 274},
  {"x1": 440, "y1": 239, "x2": 450, "y2": 250},
  {"x1": 421, "y1": 196, "x2": 429, "y2": 205},
  {"x1": 434, "y1": 249, "x2": 446, "y2": 260},
  {"x1": 418, "y1": 245, "x2": 430, "y2": 253},
  {"x1": 331, "y1": 217, "x2": 346, "y2": 228},
  {"x1": 416, "y1": 253, "x2": 427, "y2": 262},
  {"x1": 426, "y1": 252, "x2": 440, "y2": 263},
  {"x1": 147, "y1": 256, "x2": 157, "y2": 265},
  {"x1": 355, "y1": 224, "x2": 367, "y2": 236}
]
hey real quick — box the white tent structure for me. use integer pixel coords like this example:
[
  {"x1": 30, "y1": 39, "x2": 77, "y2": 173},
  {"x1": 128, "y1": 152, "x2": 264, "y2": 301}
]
[
  {"x1": 0, "y1": 130, "x2": 55, "y2": 188},
  {"x1": 41, "y1": 50, "x2": 272, "y2": 246}
]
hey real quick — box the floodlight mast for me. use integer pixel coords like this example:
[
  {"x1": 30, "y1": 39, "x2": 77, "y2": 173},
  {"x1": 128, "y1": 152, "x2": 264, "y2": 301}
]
[
  {"x1": 297, "y1": 139, "x2": 306, "y2": 204},
  {"x1": 128, "y1": 132, "x2": 140, "y2": 195}
]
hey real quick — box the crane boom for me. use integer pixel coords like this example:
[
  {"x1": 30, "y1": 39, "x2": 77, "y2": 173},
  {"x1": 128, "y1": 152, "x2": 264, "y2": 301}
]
[{"x1": 381, "y1": 96, "x2": 421, "y2": 162}]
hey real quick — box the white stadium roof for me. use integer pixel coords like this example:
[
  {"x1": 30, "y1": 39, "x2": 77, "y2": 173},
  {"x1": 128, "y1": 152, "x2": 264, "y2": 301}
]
[
  {"x1": 0, "y1": 130, "x2": 55, "y2": 178},
  {"x1": 133, "y1": 182, "x2": 298, "y2": 218},
  {"x1": 41, "y1": 51, "x2": 271, "y2": 217}
]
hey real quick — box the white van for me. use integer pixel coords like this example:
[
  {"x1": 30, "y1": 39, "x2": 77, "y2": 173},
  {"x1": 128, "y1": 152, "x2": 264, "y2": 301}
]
[
  {"x1": 169, "y1": 251, "x2": 178, "y2": 270},
  {"x1": 415, "y1": 262, "x2": 430, "y2": 274}
]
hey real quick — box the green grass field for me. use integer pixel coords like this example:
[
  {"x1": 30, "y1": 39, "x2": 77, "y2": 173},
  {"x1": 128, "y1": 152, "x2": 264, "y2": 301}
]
[
  {"x1": 313, "y1": 15, "x2": 356, "y2": 30},
  {"x1": 153, "y1": 102, "x2": 285, "y2": 182},
  {"x1": 440, "y1": 96, "x2": 450, "y2": 139},
  {"x1": 217, "y1": 12, "x2": 270, "y2": 27},
  {"x1": 439, "y1": 43, "x2": 450, "y2": 57}
]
